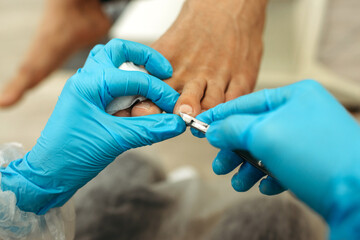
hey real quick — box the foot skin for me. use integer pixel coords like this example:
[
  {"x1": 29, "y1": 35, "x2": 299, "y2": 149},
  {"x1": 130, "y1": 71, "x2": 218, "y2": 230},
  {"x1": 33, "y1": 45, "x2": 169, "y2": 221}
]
[
  {"x1": 0, "y1": 0, "x2": 111, "y2": 107},
  {"x1": 113, "y1": 100, "x2": 161, "y2": 117},
  {"x1": 132, "y1": 0, "x2": 267, "y2": 117}
]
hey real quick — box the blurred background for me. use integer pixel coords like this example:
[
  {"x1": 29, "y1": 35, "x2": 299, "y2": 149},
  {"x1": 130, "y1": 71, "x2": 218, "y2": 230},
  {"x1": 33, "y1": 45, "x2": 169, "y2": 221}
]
[{"x1": 0, "y1": 0, "x2": 359, "y2": 239}]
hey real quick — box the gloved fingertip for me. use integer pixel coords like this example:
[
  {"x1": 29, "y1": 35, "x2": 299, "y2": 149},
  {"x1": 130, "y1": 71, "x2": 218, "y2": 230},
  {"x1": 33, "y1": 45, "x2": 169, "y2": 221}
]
[
  {"x1": 205, "y1": 122, "x2": 222, "y2": 148},
  {"x1": 144, "y1": 114, "x2": 186, "y2": 143},
  {"x1": 90, "y1": 44, "x2": 105, "y2": 56},
  {"x1": 171, "y1": 114, "x2": 187, "y2": 134},
  {"x1": 212, "y1": 158, "x2": 226, "y2": 175},
  {"x1": 213, "y1": 150, "x2": 244, "y2": 175},
  {"x1": 231, "y1": 173, "x2": 251, "y2": 192},
  {"x1": 190, "y1": 128, "x2": 206, "y2": 138},
  {"x1": 160, "y1": 55, "x2": 173, "y2": 78},
  {"x1": 206, "y1": 121, "x2": 218, "y2": 134},
  {"x1": 259, "y1": 177, "x2": 286, "y2": 195},
  {"x1": 166, "y1": 63, "x2": 173, "y2": 77},
  {"x1": 146, "y1": 55, "x2": 173, "y2": 80}
]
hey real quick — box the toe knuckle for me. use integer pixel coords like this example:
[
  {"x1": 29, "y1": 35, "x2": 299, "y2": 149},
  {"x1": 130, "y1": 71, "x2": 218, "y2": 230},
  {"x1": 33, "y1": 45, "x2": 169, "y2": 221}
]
[
  {"x1": 207, "y1": 79, "x2": 223, "y2": 89},
  {"x1": 189, "y1": 80, "x2": 205, "y2": 90}
]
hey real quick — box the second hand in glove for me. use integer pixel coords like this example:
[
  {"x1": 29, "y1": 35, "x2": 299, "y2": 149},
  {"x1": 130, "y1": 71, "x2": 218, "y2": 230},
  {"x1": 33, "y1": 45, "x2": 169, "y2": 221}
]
[{"x1": 179, "y1": 112, "x2": 274, "y2": 178}]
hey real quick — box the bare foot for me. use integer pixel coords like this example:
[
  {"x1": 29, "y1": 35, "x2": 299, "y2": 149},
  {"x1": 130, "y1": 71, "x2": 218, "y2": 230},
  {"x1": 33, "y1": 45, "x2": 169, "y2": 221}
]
[
  {"x1": 0, "y1": 0, "x2": 111, "y2": 107},
  {"x1": 132, "y1": 0, "x2": 267, "y2": 117}
]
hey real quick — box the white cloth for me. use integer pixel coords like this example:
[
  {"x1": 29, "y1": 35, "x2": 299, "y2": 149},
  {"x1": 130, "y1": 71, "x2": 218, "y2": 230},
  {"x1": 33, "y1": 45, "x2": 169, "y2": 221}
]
[{"x1": 105, "y1": 62, "x2": 148, "y2": 114}]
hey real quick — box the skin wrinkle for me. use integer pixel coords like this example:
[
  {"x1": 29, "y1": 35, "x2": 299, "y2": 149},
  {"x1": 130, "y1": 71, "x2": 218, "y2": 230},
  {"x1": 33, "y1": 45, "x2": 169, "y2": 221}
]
[{"x1": 200, "y1": 81, "x2": 208, "y2": 103}]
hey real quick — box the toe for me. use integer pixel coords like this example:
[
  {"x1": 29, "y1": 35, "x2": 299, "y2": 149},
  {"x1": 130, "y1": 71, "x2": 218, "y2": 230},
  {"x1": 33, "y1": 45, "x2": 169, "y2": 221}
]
[
  {"x1": 201, "y1": 80, "x2": 226, "y2": 110},
  {"x1": 131, "y1": 100, "x2": 161, "y2": 117},
  {"x1": 173, "y1": 79, "x2": 206, "y2": 117},
  {"x1": 225, "y1": 76, "x2": 255, "y2": 101},
  {"x1": 113, "y1": 108, "x2": 131, "y2": 117}
]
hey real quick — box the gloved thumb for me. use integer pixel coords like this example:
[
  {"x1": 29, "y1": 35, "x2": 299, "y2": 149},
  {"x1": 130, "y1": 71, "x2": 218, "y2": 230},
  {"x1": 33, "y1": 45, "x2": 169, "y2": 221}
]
[
  {"x1": 111, "y1": 113, "x2": 186, "y2": 151},
  {"x1": 206, "y1": 114, "x2": 262, "y2": 151}
]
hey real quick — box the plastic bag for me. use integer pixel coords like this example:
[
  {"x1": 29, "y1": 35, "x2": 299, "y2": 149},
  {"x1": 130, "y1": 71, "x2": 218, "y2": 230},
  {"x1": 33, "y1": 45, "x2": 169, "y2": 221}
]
[{"x1": 0, "y1": 143, "x2": 75, "y2": 240}]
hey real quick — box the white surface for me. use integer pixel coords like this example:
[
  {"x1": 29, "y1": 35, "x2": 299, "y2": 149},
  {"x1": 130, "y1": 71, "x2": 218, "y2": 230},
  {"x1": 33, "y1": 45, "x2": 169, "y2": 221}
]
[{"x1": 110, "y1": 0, "x2": 185, "y2": 45}]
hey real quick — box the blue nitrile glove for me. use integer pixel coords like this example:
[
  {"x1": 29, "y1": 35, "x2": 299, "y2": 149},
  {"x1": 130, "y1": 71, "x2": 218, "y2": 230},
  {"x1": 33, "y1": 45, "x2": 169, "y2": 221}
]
[
  {"x1": 194, "y1": 80, "x2": 360, "y2": 220},
  {"x1": 0, "y1": 39, "x2": 186, "y2": 215}
]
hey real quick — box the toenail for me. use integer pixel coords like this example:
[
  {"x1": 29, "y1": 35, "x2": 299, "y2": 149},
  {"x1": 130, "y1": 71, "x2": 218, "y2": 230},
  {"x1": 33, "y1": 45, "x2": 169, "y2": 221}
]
[
  {"x1": 134, "y1": 101, "x2": 151, "y2": 110},
  {"x1": 178, "y1": 104, "x2": 193, "y2": 115}
]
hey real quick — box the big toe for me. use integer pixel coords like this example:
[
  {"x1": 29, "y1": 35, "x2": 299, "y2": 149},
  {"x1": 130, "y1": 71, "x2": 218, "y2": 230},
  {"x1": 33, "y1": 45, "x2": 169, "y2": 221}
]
[
  {"x1": 173, "y1": 81, "x2": 206, "y2": 117},
  {"x1": 131, "y1": 100, "x2": 162, "y2": 117}
]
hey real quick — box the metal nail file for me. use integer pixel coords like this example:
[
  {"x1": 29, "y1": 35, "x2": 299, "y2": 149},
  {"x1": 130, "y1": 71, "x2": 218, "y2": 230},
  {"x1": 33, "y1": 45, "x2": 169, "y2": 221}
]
[{"x1": 179, "y1": 112, "x2": 275, "y2": 178}]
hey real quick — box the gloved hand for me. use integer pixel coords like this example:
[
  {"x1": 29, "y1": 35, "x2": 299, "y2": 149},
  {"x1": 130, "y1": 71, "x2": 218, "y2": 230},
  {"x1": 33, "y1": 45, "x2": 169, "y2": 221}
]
[
  {"x1": 194, "y1": 80, "x2": 360, "y2": 218},
  {"x1": 0, "y1": 39, "x2": 186, "y2": 215}
]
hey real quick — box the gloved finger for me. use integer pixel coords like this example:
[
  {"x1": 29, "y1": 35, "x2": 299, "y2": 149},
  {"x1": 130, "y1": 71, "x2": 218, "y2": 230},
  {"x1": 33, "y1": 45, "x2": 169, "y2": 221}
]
[
  {"x1": 206, "y1": 114, "x2": 262, "y2": 150},
  {"x1": 190, "y1": 128, "x2": 206, "y2": 138},
  {"x1": 111, "y1": 113, "x2": 186, "y2": 150},
  {"x1": 90, "y1": 44, "x2": 105, "y2": 57},
  {"x1": 231, "y1": 162, "x2": 265, "y2": 192},
  {"x1": 104, "y1": 68, "x2": 180, "y2": 113},
  {"x1": 212, "y1": 149, "x2": 244, "y2": 175},
  {"x1": 259, "y1": 176, "x2": 287, "y2": 195},
  {"x1": 84, "y1": 44, "x2": 105, "y2": 66},
  {"x1": 195, "y1": 88, "x2": 289, "y2": 125},
  {"x1": 94, "y1": 39, "x2": 173, "y2": 79}
]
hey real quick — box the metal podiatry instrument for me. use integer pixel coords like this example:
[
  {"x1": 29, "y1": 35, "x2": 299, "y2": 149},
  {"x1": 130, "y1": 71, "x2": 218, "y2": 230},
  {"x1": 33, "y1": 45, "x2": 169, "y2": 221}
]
[{"x1": 179, "y1": 112, "x2": 275, "y2": 178}]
